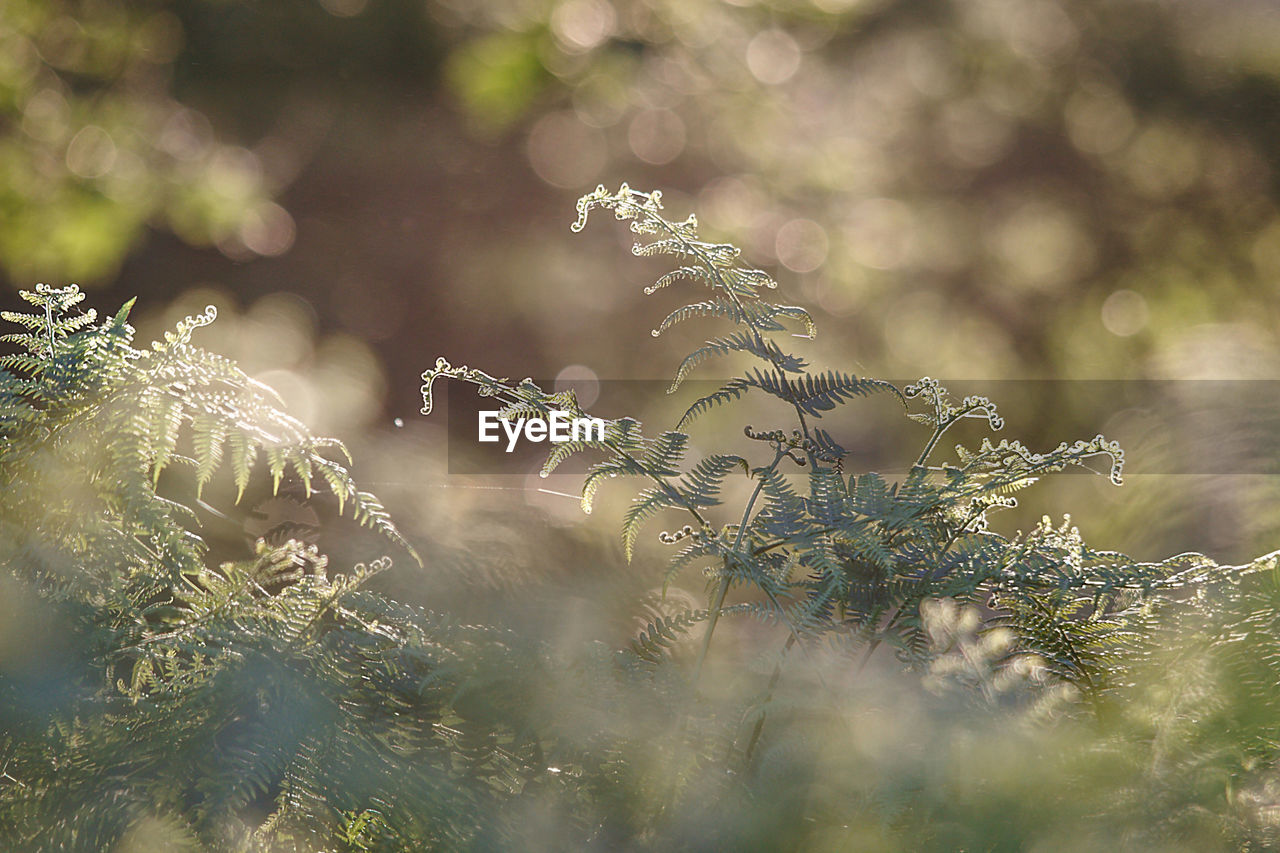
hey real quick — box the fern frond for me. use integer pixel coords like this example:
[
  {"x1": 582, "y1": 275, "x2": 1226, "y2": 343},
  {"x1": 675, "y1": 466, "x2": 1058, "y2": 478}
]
[
  {"x1": 623, "y1": 484, "x2": 688, "y2": 561},
  {"x1": 671, "y1": 332, "x2": 807, "y2": 391},
  {"x1": 630, "y1": 604, "x2": 754, "y2": 665},
  {"x1": 677, "y1": 377, "x2": 755, "y2": 429}
]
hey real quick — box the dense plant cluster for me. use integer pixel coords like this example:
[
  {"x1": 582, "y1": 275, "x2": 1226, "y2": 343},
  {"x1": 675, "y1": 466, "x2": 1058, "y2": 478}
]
[
  {"x1": 423, "y1": 185, "x2": 1209, "y2": 696},
  {"x1": 5, "y1": 189, "x2": 1280, "y2": 849},
  {"x1": 0, "y1": 285, "x2": 544, "y2": 848}
]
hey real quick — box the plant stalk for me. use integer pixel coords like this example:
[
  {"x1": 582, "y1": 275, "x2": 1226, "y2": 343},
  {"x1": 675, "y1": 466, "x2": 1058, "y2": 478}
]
[{"x1": 691, "y1": 449, "x2": 783, "y2": 685}]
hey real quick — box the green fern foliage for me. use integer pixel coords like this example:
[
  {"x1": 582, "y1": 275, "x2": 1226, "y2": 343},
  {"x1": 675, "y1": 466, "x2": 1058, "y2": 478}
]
[
  {"x1": 422, "y1": 185, "x2": 1200, "y2": 702},
  {"x1": 0, "y1": 286, "x2": 557, "y2": 849},
  {"x1": 0, "y1": 284, "x2": 416, "y2": 590}
]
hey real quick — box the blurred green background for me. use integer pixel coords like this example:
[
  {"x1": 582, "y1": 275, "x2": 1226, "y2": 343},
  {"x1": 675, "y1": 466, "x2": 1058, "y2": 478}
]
[{"x1": 4, "y1": 0, "x2": 1280, "y2": 582}]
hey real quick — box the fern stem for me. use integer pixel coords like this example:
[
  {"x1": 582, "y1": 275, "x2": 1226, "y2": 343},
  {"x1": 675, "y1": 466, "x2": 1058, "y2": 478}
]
[
  {"x1": 913, "y1": 423, "x2": 946, "y2": 469},
  {"x1": 856, "y1": 604, "x2": 906, "y2": 674},
  {"x1": 692, "y1": 449, "x2": 783, "y2": 685},
  {"x1": 915, "y1": 398, "x2": 994, "y2": 469},
  {"x1": 692, "y1": 574, "x2": 731, "y2": 685},
  {"x1": 43, "y1": 298, "x2": 55, "y2": 358},
  {"x1": 742, "y1": 633, "x2": 797, "y2": 765}
]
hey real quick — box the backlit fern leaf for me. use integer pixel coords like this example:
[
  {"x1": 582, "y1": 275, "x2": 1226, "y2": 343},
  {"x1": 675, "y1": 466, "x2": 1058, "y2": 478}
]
[
  {"x1": 653, "y1": 297, "x2": 815, "y2": 338},
  {"x1": 682, "y1": 454, "x2": 749, "y2": 506},
  {"x1": 630, "y1": 605, "x2": 754, "y2": 665},
  {"x1": 754, "y1": 369, "x2": 903, "y2": 416},
  {"x1": 641, "y1": 431, "x2": 689, "y2": 478},
  {"x1": 678, "y1": 377, "x2": 755, "y2": 429},
  {"x1": 623, "y1": 484, "x2": 688, "y2": 561},
  {"x1": 671, "y1": 331, "x2": 806, "y2": 391},
  {"x1": 631, "y1": 609, "x2": 712, "y2": 665},
  {"x1": 192, "y1": 411, "x2": 228, "y2": 498}
]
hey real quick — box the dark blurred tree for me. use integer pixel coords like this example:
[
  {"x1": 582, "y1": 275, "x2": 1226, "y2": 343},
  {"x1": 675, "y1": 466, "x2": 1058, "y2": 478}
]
[
  {"x1": 0, "y1": 0, "x2": 262, "y2": 283},
  {"x1": 0, "y1": 0, "x2": 442, "y2": 286}
]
